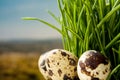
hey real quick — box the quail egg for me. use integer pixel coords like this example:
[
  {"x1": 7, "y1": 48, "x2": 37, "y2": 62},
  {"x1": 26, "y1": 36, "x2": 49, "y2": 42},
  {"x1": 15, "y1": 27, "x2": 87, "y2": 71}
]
[
  {"x1": 38, "y1": 49, "x2": 79, "y2": 80},
  {"x1": 77, "y1": 50, "x2": 111, "y2": 80}
]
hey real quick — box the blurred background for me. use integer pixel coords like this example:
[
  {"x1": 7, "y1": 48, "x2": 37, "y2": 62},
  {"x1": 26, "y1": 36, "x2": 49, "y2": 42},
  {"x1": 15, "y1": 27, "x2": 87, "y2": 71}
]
[{"x1": 0, "y1": 0, "x2": 62, "y2": 80}]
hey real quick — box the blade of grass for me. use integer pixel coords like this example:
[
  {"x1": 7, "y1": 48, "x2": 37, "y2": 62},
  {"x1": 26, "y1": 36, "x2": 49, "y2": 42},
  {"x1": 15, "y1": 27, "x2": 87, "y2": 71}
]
[
  {"x1": 105, "y1": 33, "x2": 120, "y2": 50},
  {"x1": 107, "y1": 64, "x2": 120, "y2": 80},
  {"x1": 112, "y1": 48, "x2": 117, "y2": 67},
  {"x1": 112, "y1": 0, "x2": 120, "y2": 9},
  {"x1": 65, "y1": 27, "x2": 83, "y2": 41},
  {"x1": 22, "y1": 17, "x2": 63, "y2": 35},
  {"x1": 48, "y1": 11, "x2": 60, "y2": 24},
  {"x1": 84, "y1": 19, "x2": 91, "y2": 50},
  {"x1": 98, "y1": 0, "x2": 106, "y2": 48},
  {"x1": 97, "y1": 4, "x2": 120, "y2": 29}
]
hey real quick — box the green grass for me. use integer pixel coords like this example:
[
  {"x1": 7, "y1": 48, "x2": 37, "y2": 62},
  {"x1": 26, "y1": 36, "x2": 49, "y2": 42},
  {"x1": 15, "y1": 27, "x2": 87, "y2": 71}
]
[{"x1": 22, "y1": 0, "x2": 120, "y2": 79}]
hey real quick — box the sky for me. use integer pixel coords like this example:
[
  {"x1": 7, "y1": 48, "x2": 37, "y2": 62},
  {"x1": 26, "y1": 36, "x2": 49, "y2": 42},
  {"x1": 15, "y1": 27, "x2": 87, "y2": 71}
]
[{"x1": 0, "y1": 0, "x2": 61, "y2": 41}]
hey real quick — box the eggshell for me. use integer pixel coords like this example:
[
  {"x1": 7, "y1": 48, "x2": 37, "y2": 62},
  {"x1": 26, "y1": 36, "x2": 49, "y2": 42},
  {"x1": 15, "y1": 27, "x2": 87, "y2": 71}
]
[
  {"x1": 38, "y1": 49, "x2": 79, "y2": 80},
  {"x1": 77, "y1": 50, "x2": 111, "y2": 80}
]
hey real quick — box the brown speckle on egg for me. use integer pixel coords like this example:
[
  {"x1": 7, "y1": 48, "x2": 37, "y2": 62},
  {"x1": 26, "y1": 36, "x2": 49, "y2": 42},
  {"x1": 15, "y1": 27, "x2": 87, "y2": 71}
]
[
  {"x1": 42, "y1": 66, "x2": 47, "y2": 71},
  {"x1": 74, "y1": 67, "x2": 77, "y2": 72},
  {"x1": 47, "y1": 59, "x2": 50, "y2": 68},
  {"x1": 61, "y1": 51, "x2": 67, "y2": 56},
  {"x1": 63, "y1": 74, "x2": 72, "y2": 80},
  {"x1": 96, "y1": 72, "x2": 99, "y2": 75},
  {"x1": 47, "y1": 64, "x2": 50, "y2": 68},
  {"x1": 105, "y1": 68, "x2": 108, "y2": 72},
  {"x1": 48, "y1": 70, "x2": 53, "y2": 76},
  {"x1": 79, "y1": 61, "x2": 91, "y2": 76},
  {"x1": 91, "y1": 77, "x2": 99, "y2": 80},
  {"x1": 85, "y1": 51, "x2": 109, "y2": 70},
  {"x1": 73, "y1": 76, "x2": 80, "y2": 80},
  {"x1": 58, "y1": 69, "x2": 62, "y2": 76},
  {"x1": 57, "y1": 62, "x2": 59, "y2": 65},
  {"x1": 53, "y1": 52, "x2": 56, "y2": 54},
  {"x1": 47, "y1": 59, "x2": 50, "y2": 63},
  {"x1": 48, "y1": 77, "x2": 52, "y2": 80},
  {"x1": 69, "y1": 58, "x2": 76, "y2": 66}
]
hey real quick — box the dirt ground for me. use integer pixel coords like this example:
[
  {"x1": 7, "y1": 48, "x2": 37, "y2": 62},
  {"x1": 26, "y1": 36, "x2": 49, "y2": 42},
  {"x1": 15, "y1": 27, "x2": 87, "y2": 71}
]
[{"x1": 0, "y1": 52, "x2": 45, "y2": 80}]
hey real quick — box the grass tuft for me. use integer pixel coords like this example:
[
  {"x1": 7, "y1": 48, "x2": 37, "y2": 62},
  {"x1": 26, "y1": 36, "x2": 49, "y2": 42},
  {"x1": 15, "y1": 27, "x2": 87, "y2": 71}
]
[{"x1": 23, "y1": 0, "x2": 120, "y2": 79}]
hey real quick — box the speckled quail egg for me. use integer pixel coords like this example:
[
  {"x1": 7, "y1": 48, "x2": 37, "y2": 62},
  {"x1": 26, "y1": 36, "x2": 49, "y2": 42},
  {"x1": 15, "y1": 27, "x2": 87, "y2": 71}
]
[
  {"x1": 38, "y1": 49, "x2": 79, "y2": 80},
  {"x1": 77, "y1": 50, "x2": 111, "y2": 80}
]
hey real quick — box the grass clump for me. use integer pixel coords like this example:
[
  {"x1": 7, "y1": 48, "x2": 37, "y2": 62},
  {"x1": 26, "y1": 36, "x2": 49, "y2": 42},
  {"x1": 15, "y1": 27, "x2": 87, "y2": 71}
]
[{"x1": 23, "y1": 0, "x2": 120, "y2": 79}]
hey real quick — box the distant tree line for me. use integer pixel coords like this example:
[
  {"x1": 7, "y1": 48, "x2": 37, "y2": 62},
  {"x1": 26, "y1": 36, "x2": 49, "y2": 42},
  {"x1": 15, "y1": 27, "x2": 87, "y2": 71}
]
[{"x1": 0, "y1": 39, "x2": 63, "y2": 54}]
